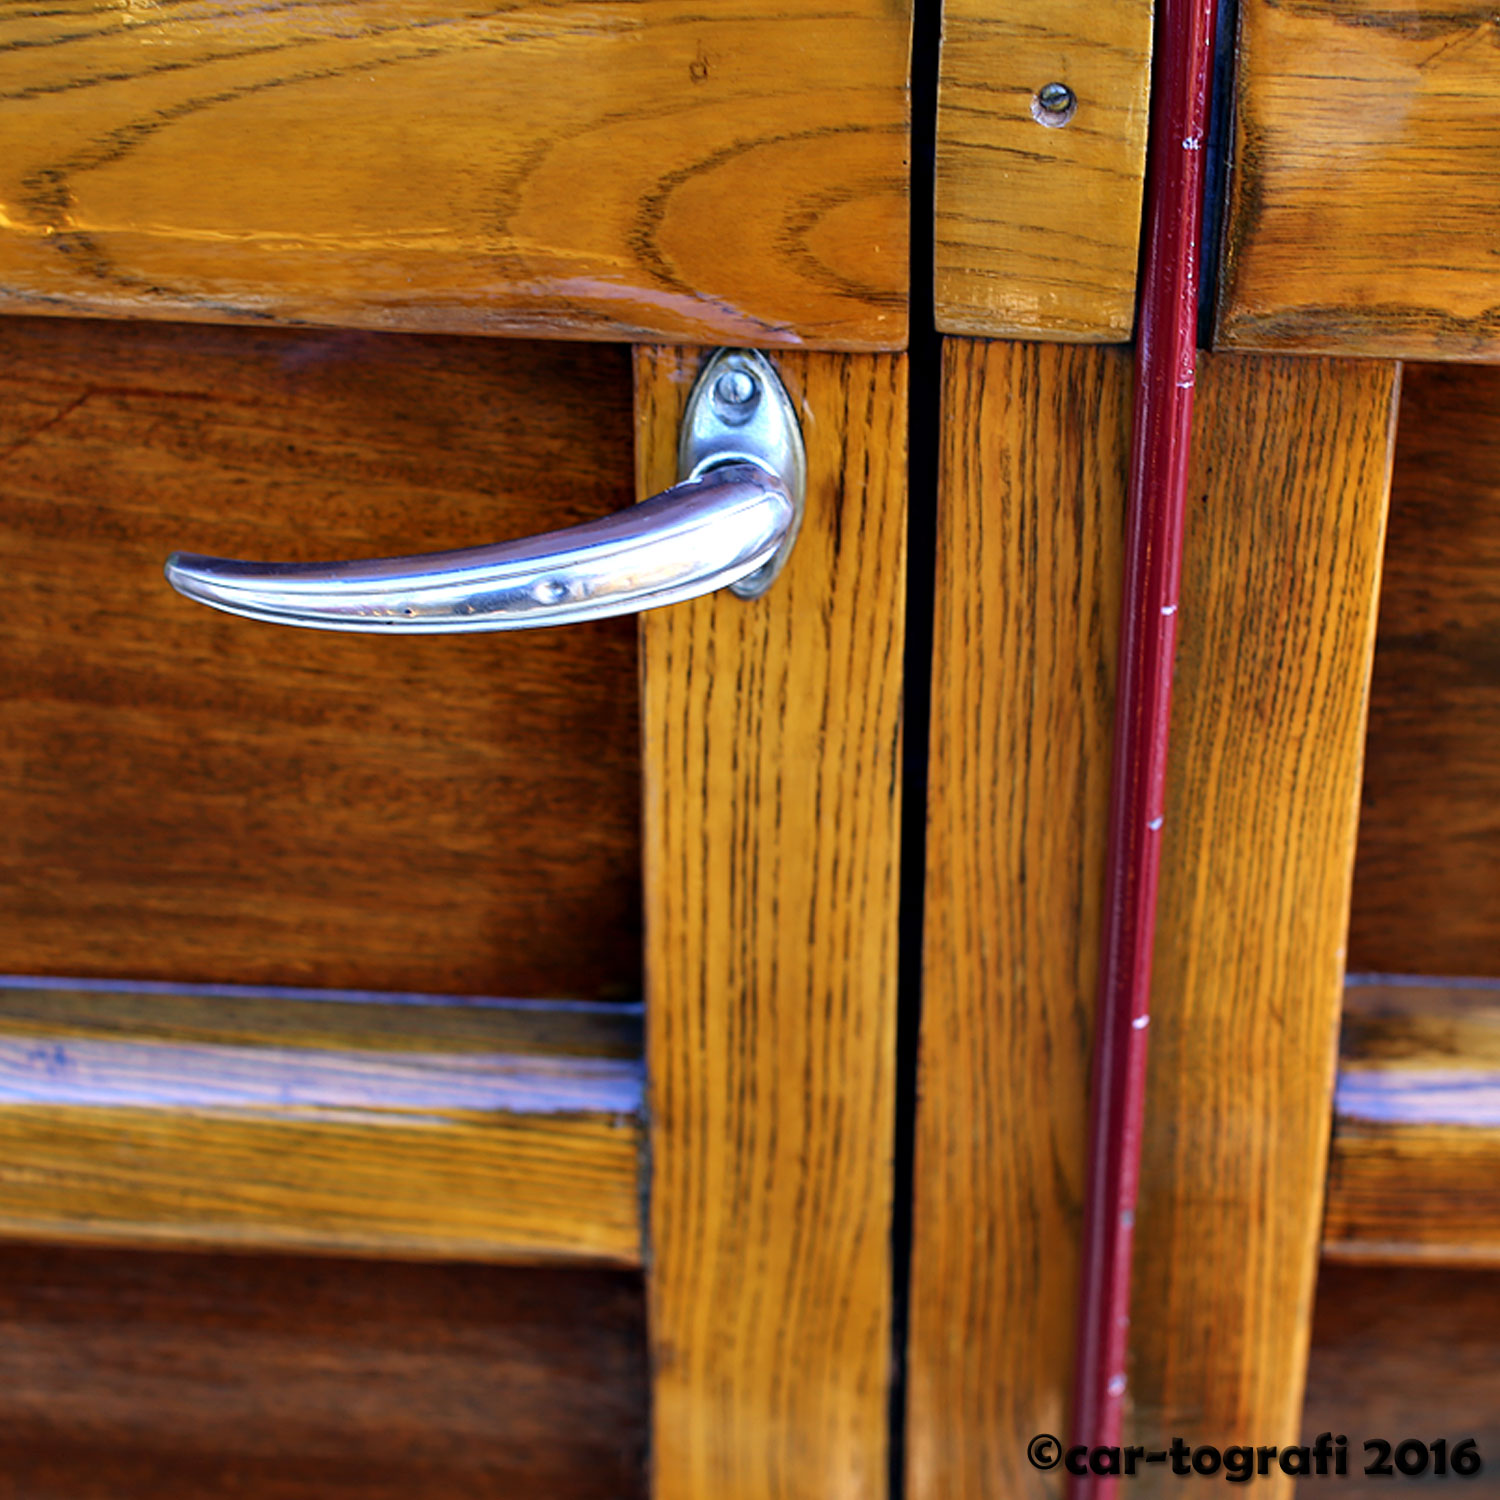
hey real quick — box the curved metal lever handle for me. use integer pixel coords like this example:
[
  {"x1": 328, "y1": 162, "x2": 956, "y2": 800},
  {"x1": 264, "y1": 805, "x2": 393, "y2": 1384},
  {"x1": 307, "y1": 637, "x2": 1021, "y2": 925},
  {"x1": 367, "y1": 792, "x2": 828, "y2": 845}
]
[{"x1": 164, "y1": 350, "x2": 805, "y2": 634}]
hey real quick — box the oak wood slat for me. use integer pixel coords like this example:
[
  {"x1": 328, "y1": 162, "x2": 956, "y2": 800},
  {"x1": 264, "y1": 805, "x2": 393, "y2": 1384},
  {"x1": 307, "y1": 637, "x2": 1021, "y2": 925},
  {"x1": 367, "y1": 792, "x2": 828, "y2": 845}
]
[
  {"x1": 0, "y1": 0, "x2": 910, "y2": 349},
  {"x1": 1130, "y1": 354, "x2": 1397, "y2": 1491},
  {"x1": 1217, "y1": 0, "x2": 1500, "y2": 359},
  {"x1": 0, "y1": 315, "x2": 642, "y2": 999},
  {"x1": 1301, "y1": 1263, "x2": 1500, "y2": 1492},
  {"x1": 1323, "y1": 978, "x2": 1500, "y2": 1266},
  {"x1": 908, "y1": 340, "x2": 1130, "y2": 1500},
  {"x1": 908, "y1": 341, "x2": 1398, "y2": 1499},
  {"x1": 0, "y1": 1243, "x2": 648, "y2": 1499},
  {"x1": 935, "y1": 0, "x2": 1154, "y2": 341},
  {"x1": 637, "y1": 348, "x2": 906, "y2": 1500},
  {"x1": 0, "y1": 979, "x2": 644, "y2": 1264},
  {"x1": 1348, "y1": 363, "x2": 1500, "y2": 975}
]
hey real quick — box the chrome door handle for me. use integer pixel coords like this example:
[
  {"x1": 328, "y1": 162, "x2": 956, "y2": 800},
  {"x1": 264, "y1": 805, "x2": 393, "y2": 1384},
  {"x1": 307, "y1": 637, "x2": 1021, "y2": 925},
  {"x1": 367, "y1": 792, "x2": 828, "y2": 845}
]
[{"x1": 164, "y1": 350, "x2": 805, "y2": 633}]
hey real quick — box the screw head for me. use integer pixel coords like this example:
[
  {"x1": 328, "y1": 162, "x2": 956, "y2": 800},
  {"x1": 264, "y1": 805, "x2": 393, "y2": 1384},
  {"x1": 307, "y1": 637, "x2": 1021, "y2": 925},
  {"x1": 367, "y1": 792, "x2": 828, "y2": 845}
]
[
  {"x1": 714, "y1": 368, "x2": 759, "y2": 408},
  {"x1": 1032, "y1": 81, "x2": 1077, "y2": 127}
]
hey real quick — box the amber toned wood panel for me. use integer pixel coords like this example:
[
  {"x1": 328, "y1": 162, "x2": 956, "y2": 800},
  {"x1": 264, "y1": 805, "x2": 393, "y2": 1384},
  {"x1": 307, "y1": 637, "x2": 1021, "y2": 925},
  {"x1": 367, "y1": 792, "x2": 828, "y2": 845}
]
[
  {"x1": 0, "y1": 1243, "x2": 648, "y2": 1499},
  {"x1": 1301, "y1": 1263, "x2": 1500, "y2": 1491},
  {"x1": 0, "y1": 316, "x2": 642, "y2": 998},
  {"x1": 0, "y1": 0, "x2": 910, "y2": 350},
  {"x1": 908, "y1": 341, "x2": 1130, "y2": 1500},
  {"x1": 638, "y1": 349, "x2": 905, "y2": 1500},
  {"x1": 1348, "y1": 364, "x2": 1500, "y2": 974},
  {"x1": 907, "y1": 344, "x2": 1398, "y2": 1500},
  {"x1": 0, "y1": 979, "x2": 644, "y2": 1263},
  {"x1": 935, "y1": 2, "x2": 1153, "y2": 340},
  {"x1": 1130, "y1": 355, "x2": 1398, "y2": 1491},
  {"x1": 1323, "y1": 978, "x2": 1500, "y2": 1265},
  {"x1": 1218, "y1": 0, "x2": 1500, "y2": 359}
]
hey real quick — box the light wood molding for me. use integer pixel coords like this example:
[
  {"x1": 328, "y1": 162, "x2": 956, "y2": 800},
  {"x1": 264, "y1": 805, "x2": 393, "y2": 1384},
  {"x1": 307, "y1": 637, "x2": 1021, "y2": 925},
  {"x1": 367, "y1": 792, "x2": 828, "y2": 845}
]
[
  {"x1": 908, "y1": 341, "x2": 1398, "y2": 1499},
  {"x1": 1349, "y1": 362, "x2": 1500, "y2": 975},
  {"x1": 908, "y1": 339, "x2": 1130, "y2": 1500},
  {"x1": 935, "y1": 0, "x2": 1153, "y2": 341},
  {"x1": 0, "y1": 1243, "x2": 650, "y2": 1499},
  {"x1": 1324, "y1": 978, "x2": 1500, "y2": 1266},
  {"x1": 0, "y1": 0, "x2": 911, "y2": 349},
  {"x1": 0, "y1": 980, "x2": 645, "y2": 1265},
  {"x1": 637, "y1": 347, "x2": 906, "y2": 1500},
  {"x1": 1217, "y1": 0, "x2": 1500, "y2": 359}
]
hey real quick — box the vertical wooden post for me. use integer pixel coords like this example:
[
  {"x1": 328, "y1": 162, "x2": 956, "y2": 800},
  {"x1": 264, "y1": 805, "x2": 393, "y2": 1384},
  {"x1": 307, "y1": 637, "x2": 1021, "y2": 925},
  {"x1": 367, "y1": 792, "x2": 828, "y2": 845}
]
[
  {"x1": 908, "y1": 340, "x2": 1398, "y2": 1499},
  {"x1": 1128, "y1": 354, "x2": 1398, "y2": 1486},
  {"x1": 909, "y1": 339, "x2": 1130, "y2": 1500},
  {"x1": 637, "y1": 349, "x2": 907, "y2": 1500}
]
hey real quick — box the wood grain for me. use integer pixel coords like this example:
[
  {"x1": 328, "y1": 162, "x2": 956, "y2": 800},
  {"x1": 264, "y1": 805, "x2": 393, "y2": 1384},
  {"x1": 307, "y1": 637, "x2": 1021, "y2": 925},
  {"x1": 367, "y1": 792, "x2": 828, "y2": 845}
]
[
  {"x1": 0, "y1": 1242, "x2": 648, "y2": 1499},
  {"x1": 908, "y1": 340, "x2": 1130, "y2": 1500},
  {"x1": 0, "y1": 0, "x2": 910, "y2": 349},
  {"x1": 905, "y1": 343, "x2": 1398, "y2": 1499},
  {"x1": 0, "y1": 315, "x2": 642, "y2": 999},
  {"x1": 1218, "y1": 0, "x2": 1500, "y2": 359},
  {"x1": 1348, "y1": 362, "x2": 1500, "y2": 974},
  {"x1": 935, "y1": 0, "x2": 1154, "y2": 341},
  {"x1": 1323, "y1": 978, "x2": 1500, "y2": 1265},
  {"x1": 1129, "y1": 354, "x2": 1398, "y2": 1491},
  {"x1": 0, "y1": 978, "x2": 644, "y2": 1264},
  {"x1": 637, "y1": 348, "x2": 905, "y2": 1500},
  {"x1": 1301, "y1": 1263, "x2": 1500, "y2": 1491}
]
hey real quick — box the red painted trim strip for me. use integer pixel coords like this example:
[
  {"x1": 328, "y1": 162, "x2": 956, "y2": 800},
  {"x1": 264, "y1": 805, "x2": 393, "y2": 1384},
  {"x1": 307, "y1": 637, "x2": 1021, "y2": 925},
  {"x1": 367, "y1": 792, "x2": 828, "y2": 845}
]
[{"x1": 1067, "y1": 0, "x2": 1221, "y2": 1492}]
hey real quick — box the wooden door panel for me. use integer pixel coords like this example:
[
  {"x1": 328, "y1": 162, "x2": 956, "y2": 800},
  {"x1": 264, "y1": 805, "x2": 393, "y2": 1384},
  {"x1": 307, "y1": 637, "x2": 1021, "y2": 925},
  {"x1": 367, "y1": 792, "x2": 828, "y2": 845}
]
[
  {"x1": 0, "y1": 315, "x2": 642, "y2": 999},
  {"x1": 0, "y1": 0, "x2": 911, "y2": 350},
  {"x1": 1349, "y1": 362, "x2": 1500, "y2": 975},
  {"x1": 0, "y1": 1244, "x2": 648, "y2": 1500},
  {"x1": 1301, "y1": 1264, "x2": 1500, "y2": 1493}
]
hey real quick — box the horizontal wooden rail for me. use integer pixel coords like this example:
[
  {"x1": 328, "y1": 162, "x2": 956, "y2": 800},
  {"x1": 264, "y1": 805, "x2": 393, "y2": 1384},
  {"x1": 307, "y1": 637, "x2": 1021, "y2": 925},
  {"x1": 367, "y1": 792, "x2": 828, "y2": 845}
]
[
  {"x1": 0, "y1": 978, "x2": 644, "y2": 1265},
  {"x1": 1323, "y1": 977, "x2": 1500, "y2": 1265},
  {"x1": 0, "y1": 0, "x2": 910, "y2": 349}
]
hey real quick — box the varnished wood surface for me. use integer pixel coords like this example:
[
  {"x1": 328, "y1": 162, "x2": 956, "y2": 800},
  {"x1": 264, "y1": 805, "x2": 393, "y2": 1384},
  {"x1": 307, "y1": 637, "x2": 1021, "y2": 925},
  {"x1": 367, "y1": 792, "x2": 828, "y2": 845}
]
[
  {"x1": 0, "y1": 979, "x2": 644, "y2": 1263},
  {"x1": 906, "y1": 343, "x2": 1398, "y2": 1500},
  {"x1": 0, "y1": 316, "x2": 642, "y2": 999},
  {"x1": 638, "y1": 348, "x2": 906, "y2": 1500},
  {"x1": 0, "y1": 0, "x2": 910, "y2": 349},
  {"x1": 1324, "y1": 978, "x2": 1500, "y2": 1265},
  {"x1": 1218, "y1": 0, "x2": 1500, "y2": 359},
  {"x1": 1349, "y1": 363, "x2": 1500, "y2": 974},
  {"x1": 935, "y1": 0, "x2": 1153, "y2": 341},
  {"x1": 1301, "y1": 1263, "x2": 1500, "y2": 1491},
  {"x1": 1130, "y1": 355, "x2": 1398, "y2": 1491},
  {"x1": 908, "y1": 341, "x2": 1130, "y2": 1500},
  {"x1": 0, "y1": 1243, "x2": 648, "y2": 1499}
]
